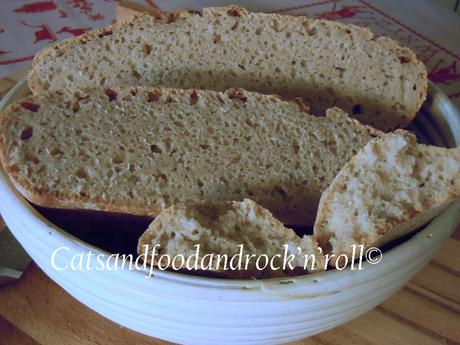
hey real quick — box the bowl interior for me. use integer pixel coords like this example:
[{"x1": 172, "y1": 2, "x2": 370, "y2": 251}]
[{"x1": 1, "y1": 78, "x2": 460, "y2": 291}]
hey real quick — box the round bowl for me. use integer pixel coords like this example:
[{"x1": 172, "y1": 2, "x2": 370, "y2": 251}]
[{"x1": 0, "y1": 79, "x2": 459, "y2": 345}]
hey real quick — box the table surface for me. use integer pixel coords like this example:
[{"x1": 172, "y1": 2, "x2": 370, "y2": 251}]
[{"x1": 0, "y1": 3, "x2": 460, "y2": 345}]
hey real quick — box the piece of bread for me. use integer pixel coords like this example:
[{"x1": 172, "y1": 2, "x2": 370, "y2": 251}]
[
  {"x1": 137, "y1": 199, "x2": 325, "y2": 278},
  {"x1": 0, "y1": 86, "x2": 382, "y2": 225},
  {"x1": 28, "y1": 5, "x2": 427, "y2": 131},
  {"x1": 314, "y1": 131, "x2": 460, "y2": 264}
]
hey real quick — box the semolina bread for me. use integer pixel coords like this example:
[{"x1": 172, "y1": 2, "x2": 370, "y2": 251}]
[
  {"x1": 29, "y1": 5, "x2": 427, "y2": 131},
  {"x1": 314, "y1": 131, "x2": 460, "y2": 264},
  {"x1": 0, "y1": 87, "x2": 382, "y2": 225},
  {"x1": 137, "y1": 199, "x2": 325, "y2": 278}
]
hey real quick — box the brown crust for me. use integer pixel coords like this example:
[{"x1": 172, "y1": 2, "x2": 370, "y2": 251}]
[
  {"x1": 313, "y1": 131, "x2": 412, "y2": 242},
  {"x1": 28, "y1": 5, "x2": 428, "y2": 129},
  {"x1": 313, "y1": 131, "x2": 460, "y2": 265},
  {"x1": 0, "y1": 85, "x2": 380, "y2": 223},
  {"x1": 28, "y1": 13, "x2": 160, "y2": 94},
  {"x1": 136, "y1": 199, "x2": 322, "y2": 278}
]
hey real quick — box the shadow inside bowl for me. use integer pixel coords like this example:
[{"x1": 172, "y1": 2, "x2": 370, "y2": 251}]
[
  {"x1": 33, "y1": 201, "x2": 423, "y2": 280},
  {"x1": 34, "y1": 205, "x2": 153, "y2": 256},
  {"x1": 34, "y1": 204, "x2": 315, "y2": 255}
]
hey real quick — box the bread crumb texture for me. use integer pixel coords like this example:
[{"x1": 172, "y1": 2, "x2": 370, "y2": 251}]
[
  {"x1": 0, "y1": 87, "x2": 381, "y2": 225},
  {"x1": 314, "y1": 131, "x2": 460, "y2": 257},
  {"x1": 138, "y1": 199, "x2": 325, "y2": 278},
  {"x1": 29, "y1": 6, "x2": 427, "y2": 131}
]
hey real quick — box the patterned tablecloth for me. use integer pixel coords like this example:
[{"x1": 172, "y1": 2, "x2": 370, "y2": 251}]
[
  {"x1": 0, "y1": 0, "x2": 117, "y2": 76},
  {"x1": 1, "y1": 0, "x2": 459, "y2": 108}
]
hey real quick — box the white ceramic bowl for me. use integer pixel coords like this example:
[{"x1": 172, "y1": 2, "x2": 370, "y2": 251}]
[{"x1": 0, "y1": 79, "x2": 459, "y2": 345}]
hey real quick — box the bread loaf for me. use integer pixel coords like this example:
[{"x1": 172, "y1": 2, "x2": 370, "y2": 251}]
[
  {"x1": 138, "y1": 199, "x2": 325, "y2": 278},
  {"x1": 314, "y1": 131, "x2": 460, "y2": 264},
  {"x1": 0, "y1": 87, "x2": 381, "y2": 225},
  {"x1": 29, "y1": 6, "x2": 427, "y2": 131}
]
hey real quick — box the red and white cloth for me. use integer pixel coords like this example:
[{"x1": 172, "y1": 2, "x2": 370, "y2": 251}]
[
  {"x1": 1, "y1": 0, "x2": 459, "y2": 108},
  {"x1": 0, "y1": 1, "x2": 119, "y2": 76}
]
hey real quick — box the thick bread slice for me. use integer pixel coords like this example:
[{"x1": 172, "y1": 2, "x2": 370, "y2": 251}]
[
  {"x1": 314, "y1": 131, "x2": 460, "y2": 264},
  {"x1": 29, "y1": 5, "x2": 427, "y2": 131},
  {"x1": 137, "y1": 199, "x2": 325, "y2": 278},
  {"x1": 0, "y1": 87, "x2": 381, "y2": 225}
]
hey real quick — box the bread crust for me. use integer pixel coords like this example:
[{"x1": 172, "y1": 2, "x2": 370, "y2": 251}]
[
  {"x1": 137, "y1": 199, "x2": 325, "y2": 278},
  {"x1": 28, "y1": 6, "x2": 427, "y2": 131},
  {"x1": 0, "y1": 86, "x2": 381, "y2": 225},
  {"x1": 314, "y1": 131, "x2": 460, "y2": 265}
]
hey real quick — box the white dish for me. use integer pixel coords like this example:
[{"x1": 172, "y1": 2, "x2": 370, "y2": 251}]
[{"x1": 0, "y1": 78, "x2": 459, "y2": 345}]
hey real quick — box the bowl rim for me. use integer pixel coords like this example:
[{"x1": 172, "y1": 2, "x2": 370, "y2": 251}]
[{"x1": 1, "y1": 77, "x2": 459, "y2": 294}]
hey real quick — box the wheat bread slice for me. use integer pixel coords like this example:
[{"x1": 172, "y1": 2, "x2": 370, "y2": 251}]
[
  {"x1": 314, "y1": 131, "x2": 460, "y2": 265},
  {"x1": 29, "y1": 5, "x2": 427, "y2": 131},
  {"x1": 0, "y1": 86, "x2": 381, "y2": 225},
  {"x1": 137, "y1": 199, "x2": 325, "y2": 278}
]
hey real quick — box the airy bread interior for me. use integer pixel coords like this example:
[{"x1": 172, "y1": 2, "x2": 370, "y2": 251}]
[
  {"x1": 29, "y1": 6, "x2": 427, "y2": 131},
  {"x1": 138, "y1": 199, "x2": 325, "y2": 278},
  {"x1": 314, "y1": 131, "x2": 460, "y2": 261},
  {"x1": 0, "y1": 87, "x2": 381, "y2": 225}
]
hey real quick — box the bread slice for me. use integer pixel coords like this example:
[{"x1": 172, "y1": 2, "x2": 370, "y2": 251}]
[
  {"x1": 314, "y1": 131, "x2": 460, "y2": 264},
  {"x1": 29, "y1": 5, "x2": 427, "y2": 131},
  {"x1": 0, "y1": 86, "x2": 381, "y2": 225},
  {"x1": 137, "y1": 199, "x2": 325, "y2": 278}
]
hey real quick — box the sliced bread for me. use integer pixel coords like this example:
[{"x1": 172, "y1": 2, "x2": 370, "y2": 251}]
[
  {"x1": 29, "y1": 5, "x2": 427, "y2": 131},
  {"x1": 0, "y1": 87, "x2": 381, "y2": 225},
  {"x1": 314, "y1": 131, "x2": 460, "y2": 264},
  {"x1": 137, "y1": 199, "x2": 325, "y2": 278}
]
